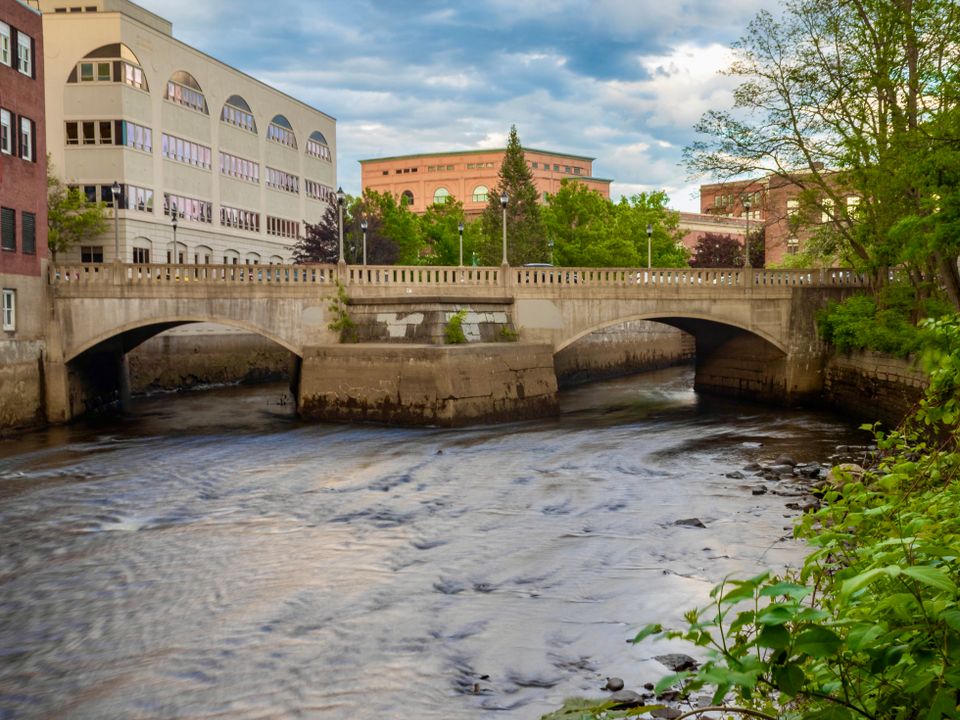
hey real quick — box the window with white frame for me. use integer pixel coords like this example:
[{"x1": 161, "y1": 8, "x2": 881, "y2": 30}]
[
  {"x1": 821, "y1": 198, "x2": 835, "y2": 224},
  {"x1": 219, "y1": 151, "x2": 259, "y2": 183},
  {"x1": 472, "y1": 185, "x2": 488, "y2": 202},
  {"x1": 0, "y1": 22, "x2": 9, "y2": 67},
  {"x1": 265, "y1": 167, "x2": 299, "y2": 194},
  {"x1": 2, "y1": 289, "x2": 15, "y2": 331},
  {"x1": 433, "y1": 187, "x2": 450, "y2": 205},
  {"x1": 0, "y1": 110, "x2": 10, "y2": 154},
  {"x1": 17, "y1": 31, "x2": 31, "y2": 76},
  {"x1": 19, "y1": 117, "x2": 33, "y2": 161}
]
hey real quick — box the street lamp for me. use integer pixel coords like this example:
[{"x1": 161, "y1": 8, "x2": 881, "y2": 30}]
[
  {"x1": 110, "y1": 181, "x2": 121, "y2": 261},
  {"x1": 457, "y1": 221, "x2": 464, "y2": 267},
  {"x1": 336, "y1": 186, "x2": 345, "y2": 264},
  {"x1": 646, "y1": 222, "x2": 653, "y2": 270},
  {"x1": 500, "y1": 191, "x2": 509, "y2": 266},
  {"x1": 743, "y1": 196, "x2": 752, "y2": 268},
  {"x1": 170, "y1": 203, "x2": 178, "y2": 264},
  {"x1": 360, "y1": 218, "x2": 368, "y2": 266}
]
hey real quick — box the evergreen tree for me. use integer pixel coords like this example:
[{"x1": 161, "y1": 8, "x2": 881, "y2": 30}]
[{"x1": 480, "y1": 125, "x2": 546, "y2": 265}]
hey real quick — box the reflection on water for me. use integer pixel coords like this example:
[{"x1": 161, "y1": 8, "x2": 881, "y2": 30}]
[{"x1": 0, "y1": 367, "x2": 866, "y2": 719}]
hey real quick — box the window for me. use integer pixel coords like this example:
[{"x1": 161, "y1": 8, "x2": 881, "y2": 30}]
[
  {"x1": 265, "y1": 167, "x2": 299, "y2": 194},
  {"x1": 0, "y1": 110, "x2": 10, "y2": 154},
  {"x1": 221, "y1": 95, "x2": 257, "y2": 133},
  {"x1": 306, "y1": 131, "x2": 331, "y2": 160},
  {"x1": 846, "y1": 195, "x2": 861, "y2": 219},
  {"x1": 2, "y1": 289, "x2": 14, "y2": 331},
  {"x1": 267, "y1": 115, "x2": 297, "y2": 148},
  {"x1": 121, "y1": 183, "x2": 153, "y2": 212},
  {"x1": 220, "y1": 205, "x2": 260, "y2": 232},
  {"x1": 786, "y1": 237, "x2": 800, "y2": 255},
  {"x1": 22, "y1": 212, "x2": 35, "y2": 254},
  {"x1": 472, "y1": 185, "x2": 488, "y2": 202},
  {"x1": 121, "y1": 120, "x2": 152, "y2": 152},
  {"x1": 574, "y1": 167, "x2": 581, "y2": 175},
  {"x1": 132, "y1": 247, "x2": 150, "y2": 263},
  {"x1": 531, "y1": 162, "x2": 538, "y2": 169},
  {"x1": 219, "y1": 151, "x2": 259, "y2": 183},
  {"x1": 1, "y1": 207, "x2": 14, "y2": 251},
  {"x1": 80, "y1": 245, "x2": 104, "y2": 262},
  {"x1": 821, "y1": 198, "x2": 835, "y2": 224},
  {"x1": 161, "y1": 133, "x2": 211, "y2": 170},
  {"x1": 19, "y1": 117, "x2": 33, "y2": 161},
  {"x1": 553, "y1": 164, "x2": 559, "y2": 171},
  {"x1": 786, "y1": 199, "x2": 799, "y2": 217},
  {"x1": 304, "y1": 179, "x2": 332, "y2": 202},
  {"x1": 401, "y1": 190, "x2": 414, "y2": 207},
  {"x1": 17, "y1": 30, "x2": 31, "y2": 76},
  {"x1": 163, "y1": 193, "x2": 212, "y2": 223},
  {"x1": 266, "y1": 216, "x2": 298, "y2": 238},
  {"x1": 433, "y1": 187, "x2": 450, "y2": 205},
  {"x1": 0, "y1": 22, "x2": 9, "y2": 67},
  {"x1": 165, "y1": 71, "x2": 208, "y2": 114}
]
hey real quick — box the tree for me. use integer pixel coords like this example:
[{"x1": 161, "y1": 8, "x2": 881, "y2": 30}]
[
  {"x1": 47, "y1": 161, "x2": 108, "y2": 260},
  {"x1": 479, "y1": 125, "x2": 547, "y2": 265},
  {"x1": 685, "y1": 0, "x2": 960, "y2": 309},
  {"x1": 361, "y1": 190, "x2": 422, "y2": 264},
  {"x1": 614, "y1": 191, "x2": 689, "y2": 268},
  {"x1": 689, "y1": 232, "x2": 743, "y2": 268},
  {"x1": 418, "y1": 197, "x2": 469, "y2": 265},
  {"x1": 292, "y1": 205, "x2": 341, "y2": 263},
  {"x1": 347, "y1": 193, "x2": 400, "y2": 265},
  {"x1": 543, "y1": 180, "x2": 635, "y2": 266}
]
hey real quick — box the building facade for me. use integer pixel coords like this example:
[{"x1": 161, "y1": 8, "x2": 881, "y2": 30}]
[
  {"x1": 38, "y1": 0, "x2": 337, "y2": 265},
  {"x1": 360, "y1": 148, "x2": 612, "y2": 216},
  {"x1": 0, "y1": 0, "x2": 47, "y2": 429}
]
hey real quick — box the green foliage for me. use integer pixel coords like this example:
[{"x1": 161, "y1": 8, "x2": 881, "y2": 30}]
[
  {"x1": 327, "y1": 281, "x2": 357, "y2": 343},
  {"x1": 444, "y1": 309, "x2": 468, "y2": 344},
  {"x1": 540, "y1": 697, "x2": 661, "y2": 719},
  {"x1": 479, "y1": 125, "x2": 548, "y2": 265},
  {"x1": 816, "y1": 284, "x2": 952, "y2": 357},
  {"x1": 47, "y1": 159, "x2": 109, "y2": 260},
  {"x1": 627, "y1": 314, "x2": 960, "y2": 719},
  {"x1": 498, "y1": 325, "x2": 518, "y2": 342}
]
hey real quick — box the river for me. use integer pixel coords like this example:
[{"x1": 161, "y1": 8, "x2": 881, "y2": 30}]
[{"x1": 0, "y1": 366, "x2": 868, "y2": 719}]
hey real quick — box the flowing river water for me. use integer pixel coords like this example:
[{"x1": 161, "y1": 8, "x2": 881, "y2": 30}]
[{"x1": 0, "y1": 366, "x2": 868, "y2": 719}]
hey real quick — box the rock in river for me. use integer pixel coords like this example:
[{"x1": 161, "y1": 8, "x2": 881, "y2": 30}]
[{"x1": 654, "y1": 653, "x2": 699, "y2": 671}]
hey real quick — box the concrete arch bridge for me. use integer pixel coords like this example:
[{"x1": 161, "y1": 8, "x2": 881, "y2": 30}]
[{"x1": 44, "y1": 262, "x2": 867, "y2": 426}]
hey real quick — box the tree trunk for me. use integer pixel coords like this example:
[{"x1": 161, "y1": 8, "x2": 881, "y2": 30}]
[{"x1": 934, "y1": 251, "x2": 960, "y2": 311}]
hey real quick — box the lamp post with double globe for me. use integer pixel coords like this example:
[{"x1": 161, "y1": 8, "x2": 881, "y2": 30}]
[
  {"x1": 500, "y1": 192, "x2": 509, "y2": 266},
  {"x1": 646, "y1": 222, "x2": 653, "y2": 270},
  {"x1": 336, "y1": 187, "x2": 346, "y2": 265},
  {"x1": 743, "y1": 196, "x2": 752, "y2": 268},
  {"x1": 110, "y1": 181, "x2": 121, "y2": 261},
  {"x1": 458, "y1": 221, "x2": 464, "y2": 267},
  {"x1": 360, "y1": 218, "x2": 368, "y2": 266}
]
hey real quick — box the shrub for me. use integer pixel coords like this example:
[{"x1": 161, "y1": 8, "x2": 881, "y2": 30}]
[{"x1": 444, "y1": 309, "x2": 468, "y2": 344}]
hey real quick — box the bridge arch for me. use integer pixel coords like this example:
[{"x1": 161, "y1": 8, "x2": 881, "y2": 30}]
[
  {"x1": 65, "y1": 315, "x2": 302, "y2": 363},
  {"x1": 555, "y1": 312, "x2": 788, "y2": 355}
]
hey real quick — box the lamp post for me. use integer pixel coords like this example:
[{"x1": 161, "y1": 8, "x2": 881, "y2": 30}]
[
  {"x1": 646, "y1": 222, "x2": 653, "y2": 270},
  {"x1": 500, "y1": 191, "x2": 509, "y2": 266},
  {"x1": 457, "y1": 221, "x2": 464, "y2": 267},
  {"x1": 548, "y1": 238, "x2": 554, "y2": 265},
  {"x1": 360, "y1": 218, "x2": 368, "y2": 266},
  {"x1": 170, "y1": 204, "x2": 178, "y2": 265},
  {"x1": 336, "y1": 186, "x2": 345, "y2": 265},
  {"x1": 743, "y1": 196, "x2": 752, "y2": 268},
  {"x1": 110, "y1": 181, "x2": 121, "y2": 261}
]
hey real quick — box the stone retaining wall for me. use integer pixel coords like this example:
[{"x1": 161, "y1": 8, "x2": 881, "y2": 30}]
[
  {"x1": 823, "y1": 351, "x2": 928, "y2": 427},
  {"x1": 0, "y1": 340, "x2": 45, "y2": 434}
]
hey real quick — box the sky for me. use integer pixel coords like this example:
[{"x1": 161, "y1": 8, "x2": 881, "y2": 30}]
[{"x1": 141, "y1": 0, "x2": 773, "y2": 212}]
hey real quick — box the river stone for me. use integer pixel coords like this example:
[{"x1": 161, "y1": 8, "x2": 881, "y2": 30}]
[
  {"x1": 603, "y1": 677, "x2": 624, "y2": 691},
  {"x1": 774, "y1": 454, "x2": 797, "y2": 466},
  {"x1": 825, "y1": 463, "x2": 866, "y2": 488},
  {"x1": 609, "y1": 690, "x2": 644, "y2": 707},
  {"x1": 651, "y1": 709, "x2": 682, "y2": 719},
  {"x1": 743, "y1": 462, "x2": 762, "y2": 471},
  {"x1": 674, "y1": 518, "x2": 706, "y2": 528},
  {"x1": 654, "y1": 653, "x2": 699, "y2": 671},
  {"x1": 770, "y1": 464, "x2": 796, "y2": 475},
  {"x1": 751, "y1": 486, "x2": 768, "y2": 495},
  {"x1": 725, "y1": 470, "x2": 745, "y2": 479}
]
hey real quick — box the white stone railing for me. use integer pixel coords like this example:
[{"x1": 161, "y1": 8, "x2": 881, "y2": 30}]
[{"x1": 48, "y1": 262, "x2": 870, "y2": 290}]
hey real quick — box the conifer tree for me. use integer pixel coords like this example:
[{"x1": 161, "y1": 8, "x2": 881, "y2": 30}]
[{"x1": 480, "y1": 126, "x2": 547, "y2": 265}]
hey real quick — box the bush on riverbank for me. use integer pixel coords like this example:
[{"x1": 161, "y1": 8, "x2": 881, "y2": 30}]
[{"x1": 545, "y1": 315, "x2": 960, "y2": 719}]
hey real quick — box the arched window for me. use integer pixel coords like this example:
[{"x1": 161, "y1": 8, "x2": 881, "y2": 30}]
[
  {"x1": 165, "y1": 71, "x2": 207, "y2": 113},
  {"x1": 306, "y1": 130, "x2": 331, "y2": 160},
  {"x1": 267, "y1": 114, "x2": 297, "y2": 149},
  {"x1": 472, "y1": 185, "x2": 489, "y2": 203},
  {"x1": 193, "y1": 244, "x2": 213, "y2": 264},
  {"x1": 433, "y1": 187, "x2": 450, "y2": 205},
  {"x1": 401, "y1": 190, "x2": 414, "y2": 207},
  {"x1": 67, "y1": 43, "x2": 147, "y2": 90},
  {"x1": 221, "y1": 95, "x2": 257, "y2": 133},
  {"x1": 269, "y1": 255, "x2": 285, "y2": 265}
]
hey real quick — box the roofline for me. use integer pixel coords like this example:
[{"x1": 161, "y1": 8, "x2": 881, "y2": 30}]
[
  {"x1": 47, "y1": 3, "x2": 337, "y2": 124},
  {"x1": 360, "y1": 147, "x2": 596, "y2": 164},
  {"x1": 16, "y1": 1, "x2": 43, "y2": 17}
]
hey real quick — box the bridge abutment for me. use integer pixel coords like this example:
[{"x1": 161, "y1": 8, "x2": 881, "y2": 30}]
[{"x1": 297, "y1": 343, "x2": 559, "y2": 427}]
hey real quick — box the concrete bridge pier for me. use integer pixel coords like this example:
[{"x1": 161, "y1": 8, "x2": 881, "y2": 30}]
[{"x1": 296, "y1": 342, "x2": 560, "y2": 427}]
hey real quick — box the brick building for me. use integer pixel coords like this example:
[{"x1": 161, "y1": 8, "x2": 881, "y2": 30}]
[
  {"x1": 360, "y1": 148, "x2": 612, "y2": 216},
  {"x1": 0, "y1": 0, "x2": 47, "y2": 429}
]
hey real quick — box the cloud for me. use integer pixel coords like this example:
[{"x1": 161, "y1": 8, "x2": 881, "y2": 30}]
[{"x1": 140, "y1": 0, "x2": 773, "y2": 212}]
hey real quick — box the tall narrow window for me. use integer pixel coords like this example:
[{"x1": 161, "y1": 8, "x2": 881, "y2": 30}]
[
  {"x1": 1, "y1": 207, "x2": 15, "y2": 251},
  {"x1": 20, "y1": 117, "x2": 33, "y2": 161},
  {"x1": 2, "y1": 289, "x2": 15, "y2": 332},
  {"x1": 0, "y1": 110, "x2": 10, "y2": 154},
  {"x1": 22, "y1": 212, "x2": 35, "y2": 254},
  {"x1": 17, "y1": 32, "x2": 32, "y2": 76},
  {"x1": 0, "y1": 22, "x2": 10, "y2": 67}
]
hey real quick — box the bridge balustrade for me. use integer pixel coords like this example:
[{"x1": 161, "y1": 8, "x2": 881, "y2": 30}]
[{"x1": 48, "y1": 263, "x2": 871, "y2": 290}]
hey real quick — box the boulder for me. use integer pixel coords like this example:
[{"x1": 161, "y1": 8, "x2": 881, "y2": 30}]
[
  {"x1": 674, "y1": 518, "x2": 706, "y2": 529},
  {"x1": 654, "y1": 653, "x2": 699, "y2": 671}
]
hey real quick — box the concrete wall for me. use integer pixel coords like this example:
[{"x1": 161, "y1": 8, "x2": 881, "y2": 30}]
[
  {"x1": 824, "y1": 351, "x2": 928, "y2": 427},
  {"x1": 554, "y1": 320, "x2": 694, "y2": 386},
  {"x1": 127, "y1": 324, "x2": 293, "y2": 392},
  {"x1": 298, "y1": 343, "x2": 559, "y2": 427},
  {"x1": 348, "y1": 299, "x2": 515, "y2": 344},
  {"x1": 0, "y1": 274, "x2": 47, "y2": 434}
]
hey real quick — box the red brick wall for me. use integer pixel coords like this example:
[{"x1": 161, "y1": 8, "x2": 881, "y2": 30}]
[{"x1": 0, "y1": 0, "x2": 46, "y2": 278}]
